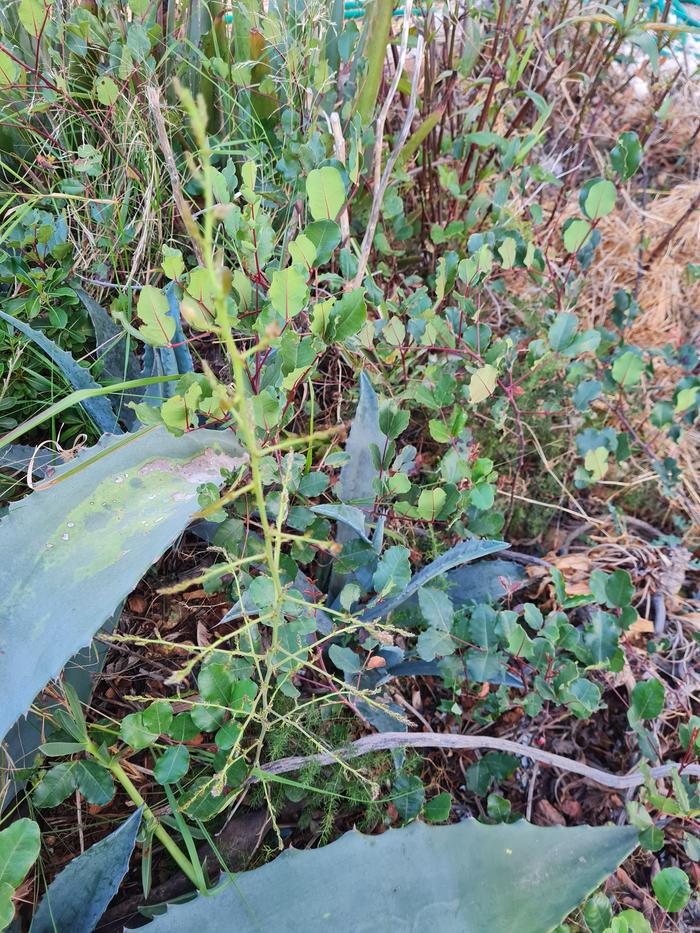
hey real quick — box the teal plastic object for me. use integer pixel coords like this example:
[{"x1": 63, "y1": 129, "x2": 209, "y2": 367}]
[
  {"x1": 223, "y1": 3, "x2": 408, "y2": 20},
  {"x1": 651, "y1": 0, "x2": 700, "y2": 26},
  {"x1": 223, "y1": 1, "x2": 700, "y2": 34}
]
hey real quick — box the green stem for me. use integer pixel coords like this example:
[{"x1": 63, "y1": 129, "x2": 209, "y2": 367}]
[
  {"x1": 180, "y1": 85, "x2": 284, "y2": 648},
  {"x1": 110, "y1": 757, "x2": 203, "y2": 890},
  {"x1": 84, "y1": 737, "x2": 202, "y2": 889}
]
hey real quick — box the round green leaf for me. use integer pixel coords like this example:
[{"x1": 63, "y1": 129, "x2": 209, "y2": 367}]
[
  {"x1": 563, "y1": 218, "x2": 592, "y2": 254},
  {"x1": 652, "y1": 867, "x2": 691, "y2": 912},
  {"x1": 33, "y1": 762, "x2": 79, "y2": 808},
  {"x1": 611, "y1": 131, "x2": 642, "y2": 181},
  {"x1": 95, "y1": 75, "x2": 119, "y2": 106},
  {"x1": 190, "y1": 703, "x2": 226, "y2": 732},
  {"x1": 548, "y1": 312, "x2": 578, "y2": 352},
  {"x1": 154, "y1": 745, "x2": 190, "y2": 785},
  {"x1": 416, "y1": 626, "x2": 454, "y2": 661},
  {"x1": 142, "y1": 700, "x2": 173, "y2": 736},
  {"x1": 230, "y1": 679, "x2": 258, "y2": 717},
  {"x1": 198, "y1": 663, "x2": 235, "y2": 705},
  {"x1": 605, "y1": 569, "x2": 634, "y2": 608},
  {"x1": 120, "y1": 712, "x2": 159, "y2": 751},
  {"x1": 417, "y1": 488, "x2": 447, "y2": 521},
  {"x1": 328, "y1": 644, "x2": 362, "y2": 675},
  {"x1": 76, "y1": 761, "x2": 115, "y2": 806},
  {"x1": 168, "y1": 713, "x2": 200, "y2": 742},
  {"x1": 288, "y1": 234, "x2": 317, "y2": 268},
  {"x1": 612, "y1": 351, "x2": 644, "y2": 387},
  {"x1": 418, "y1": 587, "x2": 454, "y2": 632},
  {"x1": 331, "y1": 288, "x2": 367, "y2": 342},
  {"x1": 0, "y1": 881, "x2": 15, "y2": 930},
  {"x1": 631, "y1": 678, "x2": 665, "y2": 720},
  {"x1": 423, "y1": 792, "x2": 452, "y2": 823},
  {"x1": 215, "y1": 719, "x2": 243, "y2": 751},
  {"x1": 304, "y1": 220, "x2": 341, "y2": 266},
  {"x1": 306, "y1": 166, "x2": 345, "y2": 222},
  {"x1": 137, "y1": 286, "x2": 175, "y2": 347},
  {"x1": 684, "y1": 832, "x2": 700, "y2": 861},
  {"x1": 392, "y1": 773, "x2": 424, "y2": 822},
  {"x1": 565, "y1": 678, "x2": 602, "y2": 719},
  {"x1": 582, "y1": 891, "x2": 612, "y2": 933},
  {"x1": 0, "y1": 818, "x2": 40, "y2": 888},
  {"x1": 469, "y1": 364, "x2": 498, "y2": 404},
  {"x1": 639, "y1": 826, "x2": 664, "y2": 852},
  {"x1": 582, "y1": 179, "x2": 617, "y2": 219},
  {"x1": 486, "y1": 792, "x2": 512, "y2": 821},
  {"x1": 269, "y1": 266, "x2": 308, "y2": 319},
  {"x1": 0, "y1": 51, "x2": 23, "y2": 86},
  {"x1": 610, "y1": 910, "x2": 652, "y2": 932},
  {"x1": 372, "y1": 546, "x2": 411, "y2": 596},
  {"x1": 584, "y1": 447, "x2": 609, "y2": 482},
  {"x1": 19, "y1": 0, "x2": 48, "y2": 36},
  {"x1": 162, "y1": 246, "x2": 185, "y2": 281}
]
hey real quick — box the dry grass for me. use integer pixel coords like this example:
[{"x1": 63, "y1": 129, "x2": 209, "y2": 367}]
[{"x1": 585, "y1": 179, "x2": 700, "y2": 346}]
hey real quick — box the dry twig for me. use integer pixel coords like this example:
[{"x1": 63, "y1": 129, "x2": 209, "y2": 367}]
[{"x1": 351, "y1": 22, "x2": 424, "y2": 289}]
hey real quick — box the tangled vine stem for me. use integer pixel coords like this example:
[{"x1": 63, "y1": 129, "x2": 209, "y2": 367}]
[{"x1": 255, "y1": 732, "x2": 700, "y2": 791}]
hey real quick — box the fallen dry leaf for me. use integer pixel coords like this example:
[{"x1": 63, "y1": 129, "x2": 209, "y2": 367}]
[
  {"x1": 536, "y1": 799, "x2": 566, "y2": 826},
  {"x1": 366, "y1": 656, "x2": 387, "y2": 669},
  {"x1": 628, "y1": 615, "x2": 654, "y2": 637},
  {"x1": 127, "y1": 594, "x2": 147, "y2": 614}
]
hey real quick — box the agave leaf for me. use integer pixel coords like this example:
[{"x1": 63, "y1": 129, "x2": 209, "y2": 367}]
[
  {"x1": 0, "y1": 445, "x2": 59, "y2": 479},
  {"x1": 293, "y1": 570, "x2": 333, "y2": 636},
  {"x1": 130, "y1": 819, "x2": 637, "y2": 933},
  {"x1": 354, "y1": 694, "x2": 407, "y2": 734},
  {"x1": 373, "y1": 656, "x2": 521, "y2": 690},
  {"x1": 0, "y1": 427, "x2": 246, "y2": 741},
  {"x1": 398, "y1": 559, "x2": 526, "y2": 618},
  {"x1": 30, "y1": 807, "x2": 142, "y2": 933},
  {"x1": 353, "y1": 647, "x2": 521, "y2": 737},
  {"x1": 444, "y1": 557, "x2": 527, "y2": 606},
  {"x1": 310, "y1": 503, "x2": 372, "y2": 544},
  {"x1": 329, "y1": 372, "x2": 385, "y2": 596},
  {"x1": 0, "y1": 309, "x2": 121, "y2": 434},
  {"x1": 74, "y1": 286, "x2": 141, "y2": 430},
  {"x1": 335, "y1": 371, "x2": 385, "y2": 512},
  {"x1": 140, "y1": 283, "x2": 194, "y2": 404},
  {"x1": 359, "y1": 539, "x2": 508, "y2": 623},
  {"x1": 73, "y1": 287, "x2": 141, "y2": 383}
]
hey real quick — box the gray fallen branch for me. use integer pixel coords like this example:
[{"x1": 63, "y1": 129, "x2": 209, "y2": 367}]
[
  {"x1": 145, "y1": 85, "x2": 204, "y2": 266},
  {"x1": 256, "y1": 732, "x2": 700, "y2": 791},
  {"x1": 328, "y1": 111, "x2": 350, "y2": 244}
]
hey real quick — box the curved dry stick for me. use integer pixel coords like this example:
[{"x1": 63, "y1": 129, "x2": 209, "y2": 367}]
[
  {"x1": 257, "y1": 732, "x2": 700, "y2": 791},
  {"x1": 145, "y1": 85, "x2": 204, "y2": 266}
]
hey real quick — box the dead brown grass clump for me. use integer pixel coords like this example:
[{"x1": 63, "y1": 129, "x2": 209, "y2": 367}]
[{"x1": 583, "y1": 179, "x2": 700, "y2": 347}]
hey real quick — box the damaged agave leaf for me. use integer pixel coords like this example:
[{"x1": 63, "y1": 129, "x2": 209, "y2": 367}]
[
  {"x1": 129, "y1": 819, "x2": 638, "y2": 933},
  {"x1": 0, "y1": 427, "x2": 246, "y2": 742}
]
